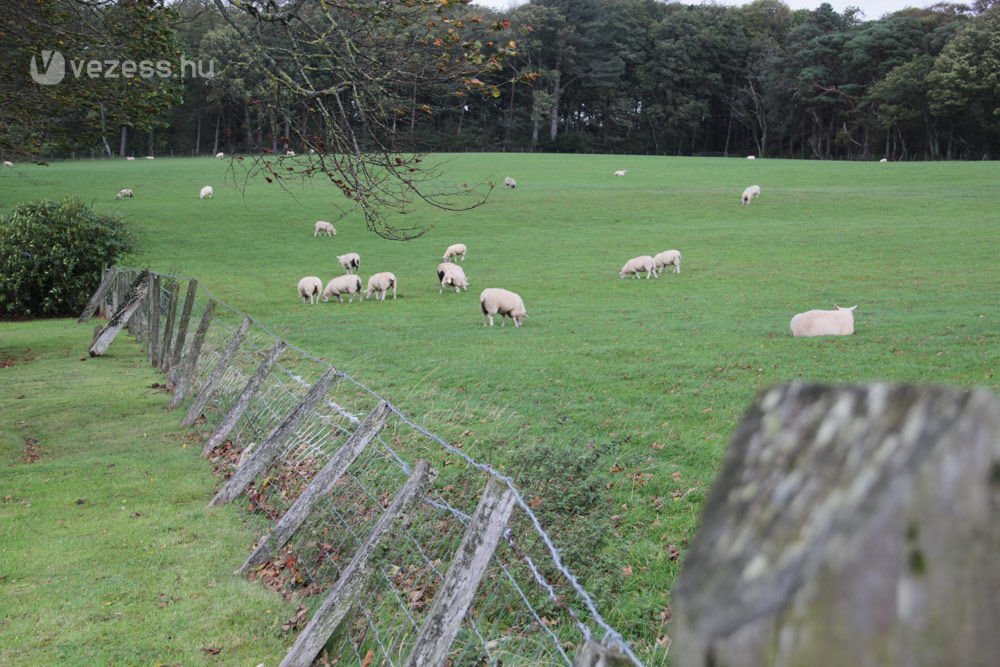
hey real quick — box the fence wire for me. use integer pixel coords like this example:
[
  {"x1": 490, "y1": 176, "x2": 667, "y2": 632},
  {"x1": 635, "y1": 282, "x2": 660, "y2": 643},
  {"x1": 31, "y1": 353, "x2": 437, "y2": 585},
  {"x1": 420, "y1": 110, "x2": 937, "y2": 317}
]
[{"x1": 103, "y1": 268, "x2": 645, "y2": 666}]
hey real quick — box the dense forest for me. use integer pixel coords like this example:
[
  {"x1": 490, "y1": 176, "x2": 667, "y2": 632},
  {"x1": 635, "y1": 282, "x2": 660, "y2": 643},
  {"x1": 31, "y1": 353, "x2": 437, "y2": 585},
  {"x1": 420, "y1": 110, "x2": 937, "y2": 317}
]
[{"x1": 4, "y1": 0, "x2": 1000, "y2": 161}]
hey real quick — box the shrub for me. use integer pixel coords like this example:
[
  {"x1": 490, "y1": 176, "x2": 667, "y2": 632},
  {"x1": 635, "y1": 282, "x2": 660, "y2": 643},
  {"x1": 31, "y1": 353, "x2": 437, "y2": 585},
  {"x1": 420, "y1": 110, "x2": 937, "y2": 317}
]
[{"x1": 0, "y1": 198, "x2": 135, "y2": 318}]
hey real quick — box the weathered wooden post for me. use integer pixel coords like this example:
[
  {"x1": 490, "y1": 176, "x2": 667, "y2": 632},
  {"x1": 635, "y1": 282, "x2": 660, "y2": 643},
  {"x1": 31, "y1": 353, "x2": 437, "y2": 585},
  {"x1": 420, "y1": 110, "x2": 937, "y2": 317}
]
[
  {"x1": 279, "y1": 460, "x2": 434, "y2": 667},
  {"x1": 167, "y1": 279, "x2": 199, "y2": 384},
  {"x1": 237, "y1": 401, "x2": 390, "y2": 572},
  {"x1": 147, "y1": 273, "x2": 160, "y2": 365},
  {"x1": 89, "y1": 270, "x2": 151, "y2": 357},
  {"x1": 208, "y1": 368, "x2": 338, "y2": 507},
  {"x1": 157, "y1": 280, "x2": 180, "y2": 372},
  {"x1": 77, "y1": 266, "x2": 118, "y2": 323},
  {"x1": 202, "y1": 341, "x2": 288, "y2": 456},
  {"x1": 404, "y1": 476, "x2": 518, "y2": 667},
  {"x1": 181, "y1": 316, "x2": 252, "y2": 428},
  {"x1": 168, "y1": 299, "x2": 215, "y2": 410},
  {"x1": 672, "y1": 383, "x2": 1000, "y2": 667}
]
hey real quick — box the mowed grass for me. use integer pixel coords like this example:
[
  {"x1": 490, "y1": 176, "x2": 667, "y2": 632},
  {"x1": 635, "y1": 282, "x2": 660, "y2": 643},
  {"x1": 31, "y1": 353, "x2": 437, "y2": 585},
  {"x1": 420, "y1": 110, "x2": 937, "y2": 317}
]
[{"x1": 2, "y1": 153, "x2": 999, "y2": 658}]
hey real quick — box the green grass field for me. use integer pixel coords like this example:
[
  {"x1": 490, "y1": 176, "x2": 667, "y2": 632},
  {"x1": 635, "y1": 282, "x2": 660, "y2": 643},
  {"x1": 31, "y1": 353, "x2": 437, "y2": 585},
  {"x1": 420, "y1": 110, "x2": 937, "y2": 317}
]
[{"x1": 2, "y1": 153, "x2": 999, "y2": 661}]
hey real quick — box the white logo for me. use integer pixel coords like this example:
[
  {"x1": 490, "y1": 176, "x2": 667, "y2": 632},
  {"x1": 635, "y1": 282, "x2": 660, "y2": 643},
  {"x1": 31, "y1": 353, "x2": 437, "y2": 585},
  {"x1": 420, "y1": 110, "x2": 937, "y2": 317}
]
[{"x1": 30, "y1": 50, "x2": 66, "y2": 85}]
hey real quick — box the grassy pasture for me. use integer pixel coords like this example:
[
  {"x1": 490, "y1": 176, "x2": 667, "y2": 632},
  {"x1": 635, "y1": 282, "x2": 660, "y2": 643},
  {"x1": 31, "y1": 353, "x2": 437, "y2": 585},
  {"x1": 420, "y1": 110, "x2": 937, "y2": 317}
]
[{"x1": 1, "y1": 153, "x2": 998, "y2": 658}]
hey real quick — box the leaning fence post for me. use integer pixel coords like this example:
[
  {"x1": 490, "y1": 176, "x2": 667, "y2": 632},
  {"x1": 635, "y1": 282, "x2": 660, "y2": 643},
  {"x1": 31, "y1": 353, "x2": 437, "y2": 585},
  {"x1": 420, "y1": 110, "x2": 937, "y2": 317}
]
[
  {"x1": 167, "y1": 279, "x2": 199, "y2": 383},
  {"x1": 77, "y1": 266, "x2": 118, "y2": 323},
  {"x1": 404, "y1": 476, "x2": 518, "y2": 667},
  {"x1": 169, "y1": 299, "x2": 215, "y2": 410},
  {"x1": 89, "y1": 271, "x2": 151, "y2": 357},
  {"x1": 279, "y1": 460, "x2": 433, "y2": 667},
  {"x1": 157, "y1": 280, "x2": 180, "y2": 372},
  {"x1": 181, "y1": 316, "x2": 252, "y2": 428},
  {"x1": 208, "y1": 368, "x2": 338, "y2": 507},
  {"x1": 237, "y1": 401, "x2": 390, "y2": 573},
  {"x1": 202, "y1": 341, "x2": 288, "y2": 456},
  {"x1": 147, "y1": 273, "x2": 160, "y2": 365}
]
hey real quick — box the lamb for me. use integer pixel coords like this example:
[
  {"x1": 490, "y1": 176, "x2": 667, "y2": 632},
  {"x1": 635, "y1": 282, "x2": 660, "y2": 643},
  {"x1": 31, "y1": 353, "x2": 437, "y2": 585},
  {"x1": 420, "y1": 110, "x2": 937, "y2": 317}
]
[
  {"x1": 216, "y1": 152, "x2": 225, "y2": 159},
  {"x1": 442, "y1": 243, "x2": 467, "y2": 262},
  {"x1": 438, "y1": 263, "x2": 469, "y2": 293},
  {"x1": 200, "y1": 185, "x2": 214, "y2": 199},
  {"x1": 365, "y1": 272, "x2": 397, "y2": 301},
  {"x1": 790, "y1": 305, "x2": 857, "y2": 337},
  {"x1": 323, "y1": 274, "x2": 363, "y2": 303},
  {"x1": 614, "y1": 169, "x2": 628, "y2": 177},
  {"x1": 337, "y1": 252, "x2": 361, "y2": 274},
  {"x1": 504, "y1": 176, "x2": 516, "y2": 189},
  {"x1": 297, "y1": 276, "x2": 323, "y2": 304},
  {"x1": 619, "y1": 255, "x2": 658, "y2": 279},
  {"x1": 313, "y1": 221, "x2": 336, "y2": 237},
  {"x1": 653, "y1": 249, "x2": 681, "y2": 274},
  {"x1": 115, "y1": 188, "x2": 134, "y2": 200},
  {"x1": 480, "y1": 288, "x2": 527, "y2": 327}
]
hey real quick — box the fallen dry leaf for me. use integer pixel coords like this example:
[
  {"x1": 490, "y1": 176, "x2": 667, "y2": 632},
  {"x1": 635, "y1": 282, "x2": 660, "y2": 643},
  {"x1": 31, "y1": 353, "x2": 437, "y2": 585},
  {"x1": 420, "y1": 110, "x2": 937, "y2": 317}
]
[
  {"x1": 201, "y1": 646, "x2": 222, "y2": 655},
  {"x1": 361, "y1": 649, "x2": 375, "y2": 667},
  {"x1": 621, "y1": 565, "x2": 633, "y2": 577}
]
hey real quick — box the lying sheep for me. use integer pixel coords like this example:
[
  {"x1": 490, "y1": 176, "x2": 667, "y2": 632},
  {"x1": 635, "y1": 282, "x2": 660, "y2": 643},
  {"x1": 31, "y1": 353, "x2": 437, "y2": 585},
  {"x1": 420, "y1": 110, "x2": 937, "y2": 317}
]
[
  {"x1": 116, "y1": 188, "x2": 134, "y2": 200},
  {"x1": 620, "y1": 255, "x2": 658, "y2": 279},
  {"x1": 337, "y1": 252, "x2": 360, "y2": 274},
  {"x1": 366, "y1": 272, "x2": 397, "y2": 301},
  {"x1": 480, "y1": 288, "x2": 527, "y2": 327},
  {"x1": 323, "y1": 274, "x2": 363, "y2": 303},
  {"x1": 879, "y1": 158, "x2": 888, "y2": 163},
  {"x1": 298, "y1": 276, "x2": 323, "y2": 304},
  {"x1": 200, "y1": 185, "x2": 214, "y2": 199},
  {"x1": 747, "y1": 155, "x2": 756, "y2": 160},
  {"x1": 314, "y1": 221, "x2": 336, "y2": 237},
  {"x1": 614, "y1": 169, "x2": 628, "y2": 177},
  {"x1": 216, "y1": 152, "x2": 225, "y2": 159},
  {"x1": 145, "y1": 156, "x2": 155, "y2": 160},
  {"x1": 504, "y1": 176, "x2": 516, "y2": 189},
  {"x1": 438, "y1": 263, "x2": 469, "y2": 293},
  {"x1": 443, "y1": 243, "x2": 467, "y2": 262},
  {"x1": 653, "y1": 249, "x2": 681, "y2": 274},
  {"x1": 126, "y1": 156, "x2": 136, "y2": 161},
  {"x1": 790, "y1": 305, "x2": 857, "y2": 337}
]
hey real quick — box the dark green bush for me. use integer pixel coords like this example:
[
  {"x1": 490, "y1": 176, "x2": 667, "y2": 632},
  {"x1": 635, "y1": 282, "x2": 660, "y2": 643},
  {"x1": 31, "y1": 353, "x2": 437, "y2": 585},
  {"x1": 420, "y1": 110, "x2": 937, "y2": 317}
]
[{"x1": 0, "y1": 198, "x2": 135, "y2": 318}]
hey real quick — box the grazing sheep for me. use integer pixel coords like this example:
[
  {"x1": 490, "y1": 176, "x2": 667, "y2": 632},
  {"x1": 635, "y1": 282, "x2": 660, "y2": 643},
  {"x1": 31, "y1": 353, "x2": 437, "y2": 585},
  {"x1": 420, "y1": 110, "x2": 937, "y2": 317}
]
[
  {"x1": 747, "y1": 155, "x2": 756, "y2": 160},
  {"x1": 620, "y1": 255, "x2": 658, "y2": 279},
  {"x1": 366, "y1": 272, "x2": 397, "y2": 301},
  {"x1": 216, "y1": 152, "x2": 225, "y2": 159},
  {"x1": 145, "y1": 156, "x2": 155, "y2": 160},
  {"x1": 126, "y1": 156, "x2": 136, "y2": 161},
  {"x1": 741, "y1": 189, "x2": 753, "y2": 205},
  {"x1": 438, "y1": 263, "x2": 469, "y2": 293},
  {"x1": 285, "y1": 150, "x2": 296, "y2": 156},
  {"x1": 2, "y1": 161, "x2": 12, "y2": 168},
  {"x1": 504, "y1": 176, "x2": 516, "y2": 189},
  {"x1": 879, "y1": 158, "x2": 888, "y2": 163},
  {"x1": 323, "y1": 274, "x2": 363, "y2": 303},
  {"x1": 115, "y1": 188, "x2": 134, "y2": 200},
  {"x1": 790, "y1": 305, "x2": 857, "y2": 337},
  {"x1": 200, "y1": 185, "x2": 214, "y2": 199},
  {"x1": 313, "y1": 220, "x2": 336, "y2": 237},
  {"x1": 337, "y1": 252, "x2": 361, "y2": 274},
  {"x1": 480, "y1": 288, "x2": 527, "y2": 327},
  {"x1": 614, "y1": 169, "x2": 628, "y2": 177},
  {"x1": 443, "y1": 243, "x2": 467, "y2": 262},
  {"x1": 653, "y1": 249, "x2": 681, "y2": 274},
  {"x1": 297, "y1": 276, "x2": 323, "y2": 304},
  {"x1": 747, "y1": 184, "x2": 761, "y2": 199}
]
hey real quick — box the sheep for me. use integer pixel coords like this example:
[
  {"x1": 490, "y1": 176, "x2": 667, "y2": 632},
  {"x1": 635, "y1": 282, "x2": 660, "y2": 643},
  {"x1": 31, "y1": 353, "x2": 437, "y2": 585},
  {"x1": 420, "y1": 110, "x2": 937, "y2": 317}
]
[
  {"x1": 115, "y1": 188, "x2": 134, "y2": 200},
  {"x1": 653, "y1": 249, "x2": 681, "y2": 274},
  {"x1": 216, "y1": 152, "x2": 225, "y2": 159},
  {"x1": 323, "y1": 274, "x2": 363, "y2": 303},
  {"x1": 504, "y1": 176, "x2": 516, "y2": 189},
  {"x1": 145, "y1": 156, "x2": 155, "y2": 160},
  {"x1": 285, "y1": 150, "x2": 296, "y2": 156},
  {"x1": 614, "y1": 169, "x2": 628, "y2": 177},
  {"x1": 365, "y1": 272, "x2": 397, "y2": 301},
  {"x1": 443, "y1": 243, "x2": 467, "y2": 263},
  {"x1": 438, "y1": 263, "x2": 469, "y2": 293},
  {"x1": 741, "y1": 189, "x2": 753, "y2": 205},
  {"x1": 879, "y1": 158, "x2": 888, "y2": 163},
  {"x1": 620, "y1": 255, "x2": 658, "y2": 279},
  {"x1": 747, "y1": 155, "x2": 756, "y2": 160},
  {"x1": 313, "y1": 220, "x2": 336, "y2": 237},
  {"x1": 126, "y1": 156, "x2": 136, "y2": 161},
  {"x1": 480, "y1": 288, "x2": 527, "y2": 327},
  {"x1": 337, "y1": 252, "x2": 361, "y2": 274},
  {"x1": 2, "y1": 161, "x2": 12, "y2": 168},
  {"x1": 297, "y1": 276, "x2": 323, "y2": 304},
  {"x1": 200, "y1": 185, "x2": 214, "y2": 199},
  {"x1": 747, "y1": 184, "x2": 761, "y2": 199},
  {"x1": 790, "y1": 305, "x2": 857, "y2": 337}
]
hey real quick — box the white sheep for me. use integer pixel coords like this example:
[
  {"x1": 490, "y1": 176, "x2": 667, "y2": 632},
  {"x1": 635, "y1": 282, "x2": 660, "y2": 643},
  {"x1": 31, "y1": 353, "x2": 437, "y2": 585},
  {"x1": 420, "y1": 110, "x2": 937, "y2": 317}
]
[
  {"x1": 285, "y1": 150, "x2": 296, "y2": 156},
  {"x1": 438, "y1": 263, "x2": 468, "y2": 293},
  {"x1": 126, "y1": 156, "x2": 136, "y2": 161},
  {"x1": 747, "y1": 185, "x2": 761, "y2": 199},
  {"x1": 313, "y1": 221, "x2": 336, "y2": 237},
  {"x1": 620, "y1": 255, "x2": 658, "y2": 279},
  {"x1": 145, "y1": 156, "x2": 155, "y2": 160},
  {"x1": 747, "y1": 155, "x2": 756, "y2": 160},
  {"x1": 443, "y1": 243, "x2": 467, "y2": 262},
  {"x1": 790, "y1": 305, "x2": 857, "y2": 337},
  {"x1": 614, "y1": 169, "x2": 628, "y2": 177},
  {"x1": 2, "y1": 161, "x2": 12, "y2": 168},
  {"x1": 504, "y1": 176, "x2": 516, "y2": 189},
  {"x1": 337, "y1": 252, "x2": 361, "y2": 274},
  {"x1": 297, "y1": 276, "x2": 323, "y2": 304},
  {"x1": 200, "y1": 185, "x2": 214, "y2": 199},
  {"x1": 879, "y1": 158, "x2": 888, "y2": 163},
  {"x1": 741, "y1": 190, "x2": 753, "y2": 205},
  {"x1": 480, "y1": 288, "x2": 527, "y2": 327},
  {"x1": 115, "y1": 188, "x2": 134, "y2": 200},
  {"x1": 323, "y1": 274, "x2": 363, "y2": 303},
  {"x1": 653, "y1": 249, "x2": 681, "y2": 274},
  {"x1": 216, "y1": 152, "x2": 225, "y2": 159},
  {"x1": 366, "y1": 272, "x2": 397, "y2": 301}
]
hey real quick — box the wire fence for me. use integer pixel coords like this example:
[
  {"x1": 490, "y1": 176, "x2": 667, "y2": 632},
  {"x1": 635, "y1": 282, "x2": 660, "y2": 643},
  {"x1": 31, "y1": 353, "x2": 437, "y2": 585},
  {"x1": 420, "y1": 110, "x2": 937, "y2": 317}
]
[{"x1": 92, "y1": 267, "x2": 645, "y2": 667}]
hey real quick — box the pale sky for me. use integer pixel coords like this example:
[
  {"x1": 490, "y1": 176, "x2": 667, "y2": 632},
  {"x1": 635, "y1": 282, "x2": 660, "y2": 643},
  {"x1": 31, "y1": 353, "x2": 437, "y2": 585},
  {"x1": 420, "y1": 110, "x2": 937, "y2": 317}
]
[{"x1": 470, "y1": 0, "x2": 937, "y2": 22}]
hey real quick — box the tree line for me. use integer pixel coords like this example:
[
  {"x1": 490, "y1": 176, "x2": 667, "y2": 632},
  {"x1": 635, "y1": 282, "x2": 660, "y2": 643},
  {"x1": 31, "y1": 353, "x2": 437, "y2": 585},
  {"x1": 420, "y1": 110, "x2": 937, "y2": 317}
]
[{"x1": 4, "y1": 0, "x2": 1000, "y2": 162}]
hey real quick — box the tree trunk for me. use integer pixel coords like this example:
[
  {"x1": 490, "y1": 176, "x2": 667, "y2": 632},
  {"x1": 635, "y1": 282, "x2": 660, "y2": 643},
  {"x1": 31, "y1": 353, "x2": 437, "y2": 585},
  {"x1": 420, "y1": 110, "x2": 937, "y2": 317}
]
[
  {"x1": 195, "y1": 113, "x2": 202, "y2": 155},
  {"x1": 244, "y1": 103, "x2": 254, "y2": 150},
  {"x1": 147, "y1": 128, "x2": 154, "y2": 157},
  {"x1": 212, "y1": 113, "x2": 221, "y2": 155},
  {"x1": 119, "y1": 125, "x2": 128, "y2": 158},
  {"x1": 549, "y1": 64, "x2": 562, "y2": 144},
  {"x1": 99, "y1": 104, "x2": 112, "y2": 158}
]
